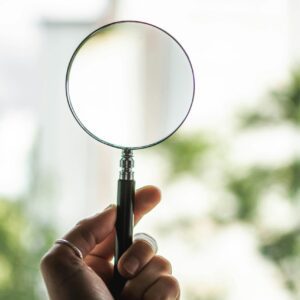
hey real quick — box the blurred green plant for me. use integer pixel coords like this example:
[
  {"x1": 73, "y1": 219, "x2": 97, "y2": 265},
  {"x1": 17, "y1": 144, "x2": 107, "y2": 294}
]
[
  {"x1": 0, "y1": 197, "x2": 55, "y2": 300},
  {"x1": 153, "y1": 69, "x2": 300, "y2": 298},
  {"x1": 225, "y1": 160, "x2": 300, "y2": 221},
  {"x1": 0, "y1": 133, "x2": 56, "y2": 299},
  {"x1": 235, "y1": 70, "x2": 300, "y2": 293},
  {"x1": 156, "y1": 131, "x2": 212, "y2": 179},
  {"x1": 226, "y1": 167, "x2": 273, "y2": 221},
  {"x1": 240, "y1": 69, "x2": 300, "y2": 127}
]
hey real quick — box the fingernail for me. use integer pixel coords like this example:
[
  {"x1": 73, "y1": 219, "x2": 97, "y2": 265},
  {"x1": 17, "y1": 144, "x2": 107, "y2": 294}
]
[
  {"x1": 104, "y1": 204, "x2": 114, "y2": 211},
  {"x1": 123, "y1": 256, "x2": 139, "y2": 275}
]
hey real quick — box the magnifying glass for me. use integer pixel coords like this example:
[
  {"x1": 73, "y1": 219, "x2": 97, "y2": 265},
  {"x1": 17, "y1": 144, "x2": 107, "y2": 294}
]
[{"x1": 66, "y1": 20, "x2": 195, "y2": 297}]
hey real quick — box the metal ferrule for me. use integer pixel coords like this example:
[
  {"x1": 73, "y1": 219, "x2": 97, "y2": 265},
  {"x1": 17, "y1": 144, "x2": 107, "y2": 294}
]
[{"x1": 119, "y1": 149, "x2": 134, "y2": 180}]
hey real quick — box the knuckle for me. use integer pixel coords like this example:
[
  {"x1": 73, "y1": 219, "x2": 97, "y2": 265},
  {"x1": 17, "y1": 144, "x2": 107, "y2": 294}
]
[
  {"x1": 143, "y1": 275, "x2": 180, "y2": 300},
  {"x1": 40, "y1": 252, "x2": 52, "y2": 271},
  {"x1": 40, "y1": 248, "x2": 84, "y2": 288},
  {"x1": 154, "y1": 255, "x2": 172, "y2": 274},
  {"x1": 160, "y1": 275, "x2": 180, "y2": 294},
  {"x1": 76, "y1": 223, "x2": 93, "y2": 245},
  {"x1": 40, "y1": 245, "x2": 80, "y2": 274},
  {"x1": 40, "y1": 250, "x2": 64, "y2": 272},
  {"x1": 75, "y1": 217, "x2": 88, "y2": 227}
]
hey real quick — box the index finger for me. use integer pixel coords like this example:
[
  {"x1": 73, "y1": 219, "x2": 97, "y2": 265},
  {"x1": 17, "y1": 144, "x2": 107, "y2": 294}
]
[
  {"x1": 62, "y1": 206, "x2": 117, "y2": 258},
  {"x1": 88, "y1": 185, "x2": 161, "y2": 260},
  {"x1": 41, "y1": 206, "x2": 117, "y2": 267}
]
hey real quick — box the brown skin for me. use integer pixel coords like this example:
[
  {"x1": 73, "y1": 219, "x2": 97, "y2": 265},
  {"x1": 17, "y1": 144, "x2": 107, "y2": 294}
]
[{"x1": 40, "y1": 186, "x2": 180, "y2": 300}]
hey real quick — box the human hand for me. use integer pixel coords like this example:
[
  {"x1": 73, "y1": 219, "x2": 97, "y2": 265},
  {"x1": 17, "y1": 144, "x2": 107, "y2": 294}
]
[{"x1": 40, "y1": 186, "x2": 180, "y2": 299}]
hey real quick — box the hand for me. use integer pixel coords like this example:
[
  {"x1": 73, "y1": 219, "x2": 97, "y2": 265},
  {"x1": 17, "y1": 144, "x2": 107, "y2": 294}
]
[{"x1": 40, "y1": 186, "x2": 180, "y2": 300}]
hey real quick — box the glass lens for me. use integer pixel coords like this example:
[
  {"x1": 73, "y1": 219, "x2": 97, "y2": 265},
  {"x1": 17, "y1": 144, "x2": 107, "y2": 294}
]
[{"x1": 66, "y1": 21, "x2": 194, "y2": 149}]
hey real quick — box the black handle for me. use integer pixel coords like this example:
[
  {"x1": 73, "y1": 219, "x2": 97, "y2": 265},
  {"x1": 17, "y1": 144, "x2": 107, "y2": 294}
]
[{"x1": 111, "y1": 179, "x2": 135, "y2": 299}]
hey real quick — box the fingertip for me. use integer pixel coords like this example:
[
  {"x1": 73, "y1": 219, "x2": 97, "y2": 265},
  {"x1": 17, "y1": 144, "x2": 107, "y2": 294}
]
[
  {"x1": 136, "y1": 185, "x2": 161, "y2": 204},
  {"x1": 147, "y1": 185, "x2": 161, "y2": 203},
  {"x1": 133, "y1": 186, "x2": 161, "y2": 223},
  {"x1": 143, "y1": 275, "x2": 180, "y2": 300},
  {"x1": 137, "y1": 185, "x2": 161, "y2": 195}
]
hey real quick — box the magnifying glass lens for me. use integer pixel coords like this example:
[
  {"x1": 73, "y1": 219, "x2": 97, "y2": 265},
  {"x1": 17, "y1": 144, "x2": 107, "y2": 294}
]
[{"x1": 66, "y1": 21, "x2": 194, "y2": 149}]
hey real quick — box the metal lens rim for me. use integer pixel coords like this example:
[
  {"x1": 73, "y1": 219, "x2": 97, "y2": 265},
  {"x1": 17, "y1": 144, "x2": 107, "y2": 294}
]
[{"x1": 65, "y1": 19, "x2": 195, "y2": 150}]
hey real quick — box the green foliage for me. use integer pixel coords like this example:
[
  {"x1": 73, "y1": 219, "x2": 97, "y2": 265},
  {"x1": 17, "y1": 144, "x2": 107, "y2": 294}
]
[
  {"x1": 0, "y1": 198, "x2": 55, "y2": 300},
  {"x1": 277, "y1": 160, "x2": 300, "y2": 199},
  {"x1": 226, "y1": 71, "x2": 300, "y2": 289},
  {"x1": 261, "y1": 229, "x2": 300, "y2": 263},
  {"x1": 153, "y1": 69, "x2": 300, "y2": 297},
  {"x1": 226, "y1": 167, "x2": 273, "y2": 220},
  {"x1": 227, "y1": 70, "x2": 300, "y2": 293},
  {"x1": 273, "y1": 70, "x2": 300, "y2": 124},
  {"x1": 226, "y1": 160, "x2": 300, "y2": 221},
  {"x1": 260, "y1": 228, "x2": 300, "y2": 293},
  {"x1": 240, "y1": 70, "x2": 300, "y2": 127},
  {"x1": 156, "y1": 132, "x2": 211, "y2": 179}
]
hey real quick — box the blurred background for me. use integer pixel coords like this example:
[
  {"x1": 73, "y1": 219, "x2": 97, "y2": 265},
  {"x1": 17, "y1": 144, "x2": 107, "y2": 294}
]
[{"x1": 1, "y1": 0, "x2": 300, "y2": 299}]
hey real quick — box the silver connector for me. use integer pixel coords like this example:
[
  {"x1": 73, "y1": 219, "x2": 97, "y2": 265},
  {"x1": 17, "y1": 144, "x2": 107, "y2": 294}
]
[{"x1": 119, "y1": 149, "x2": 134, "y2": 180}]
